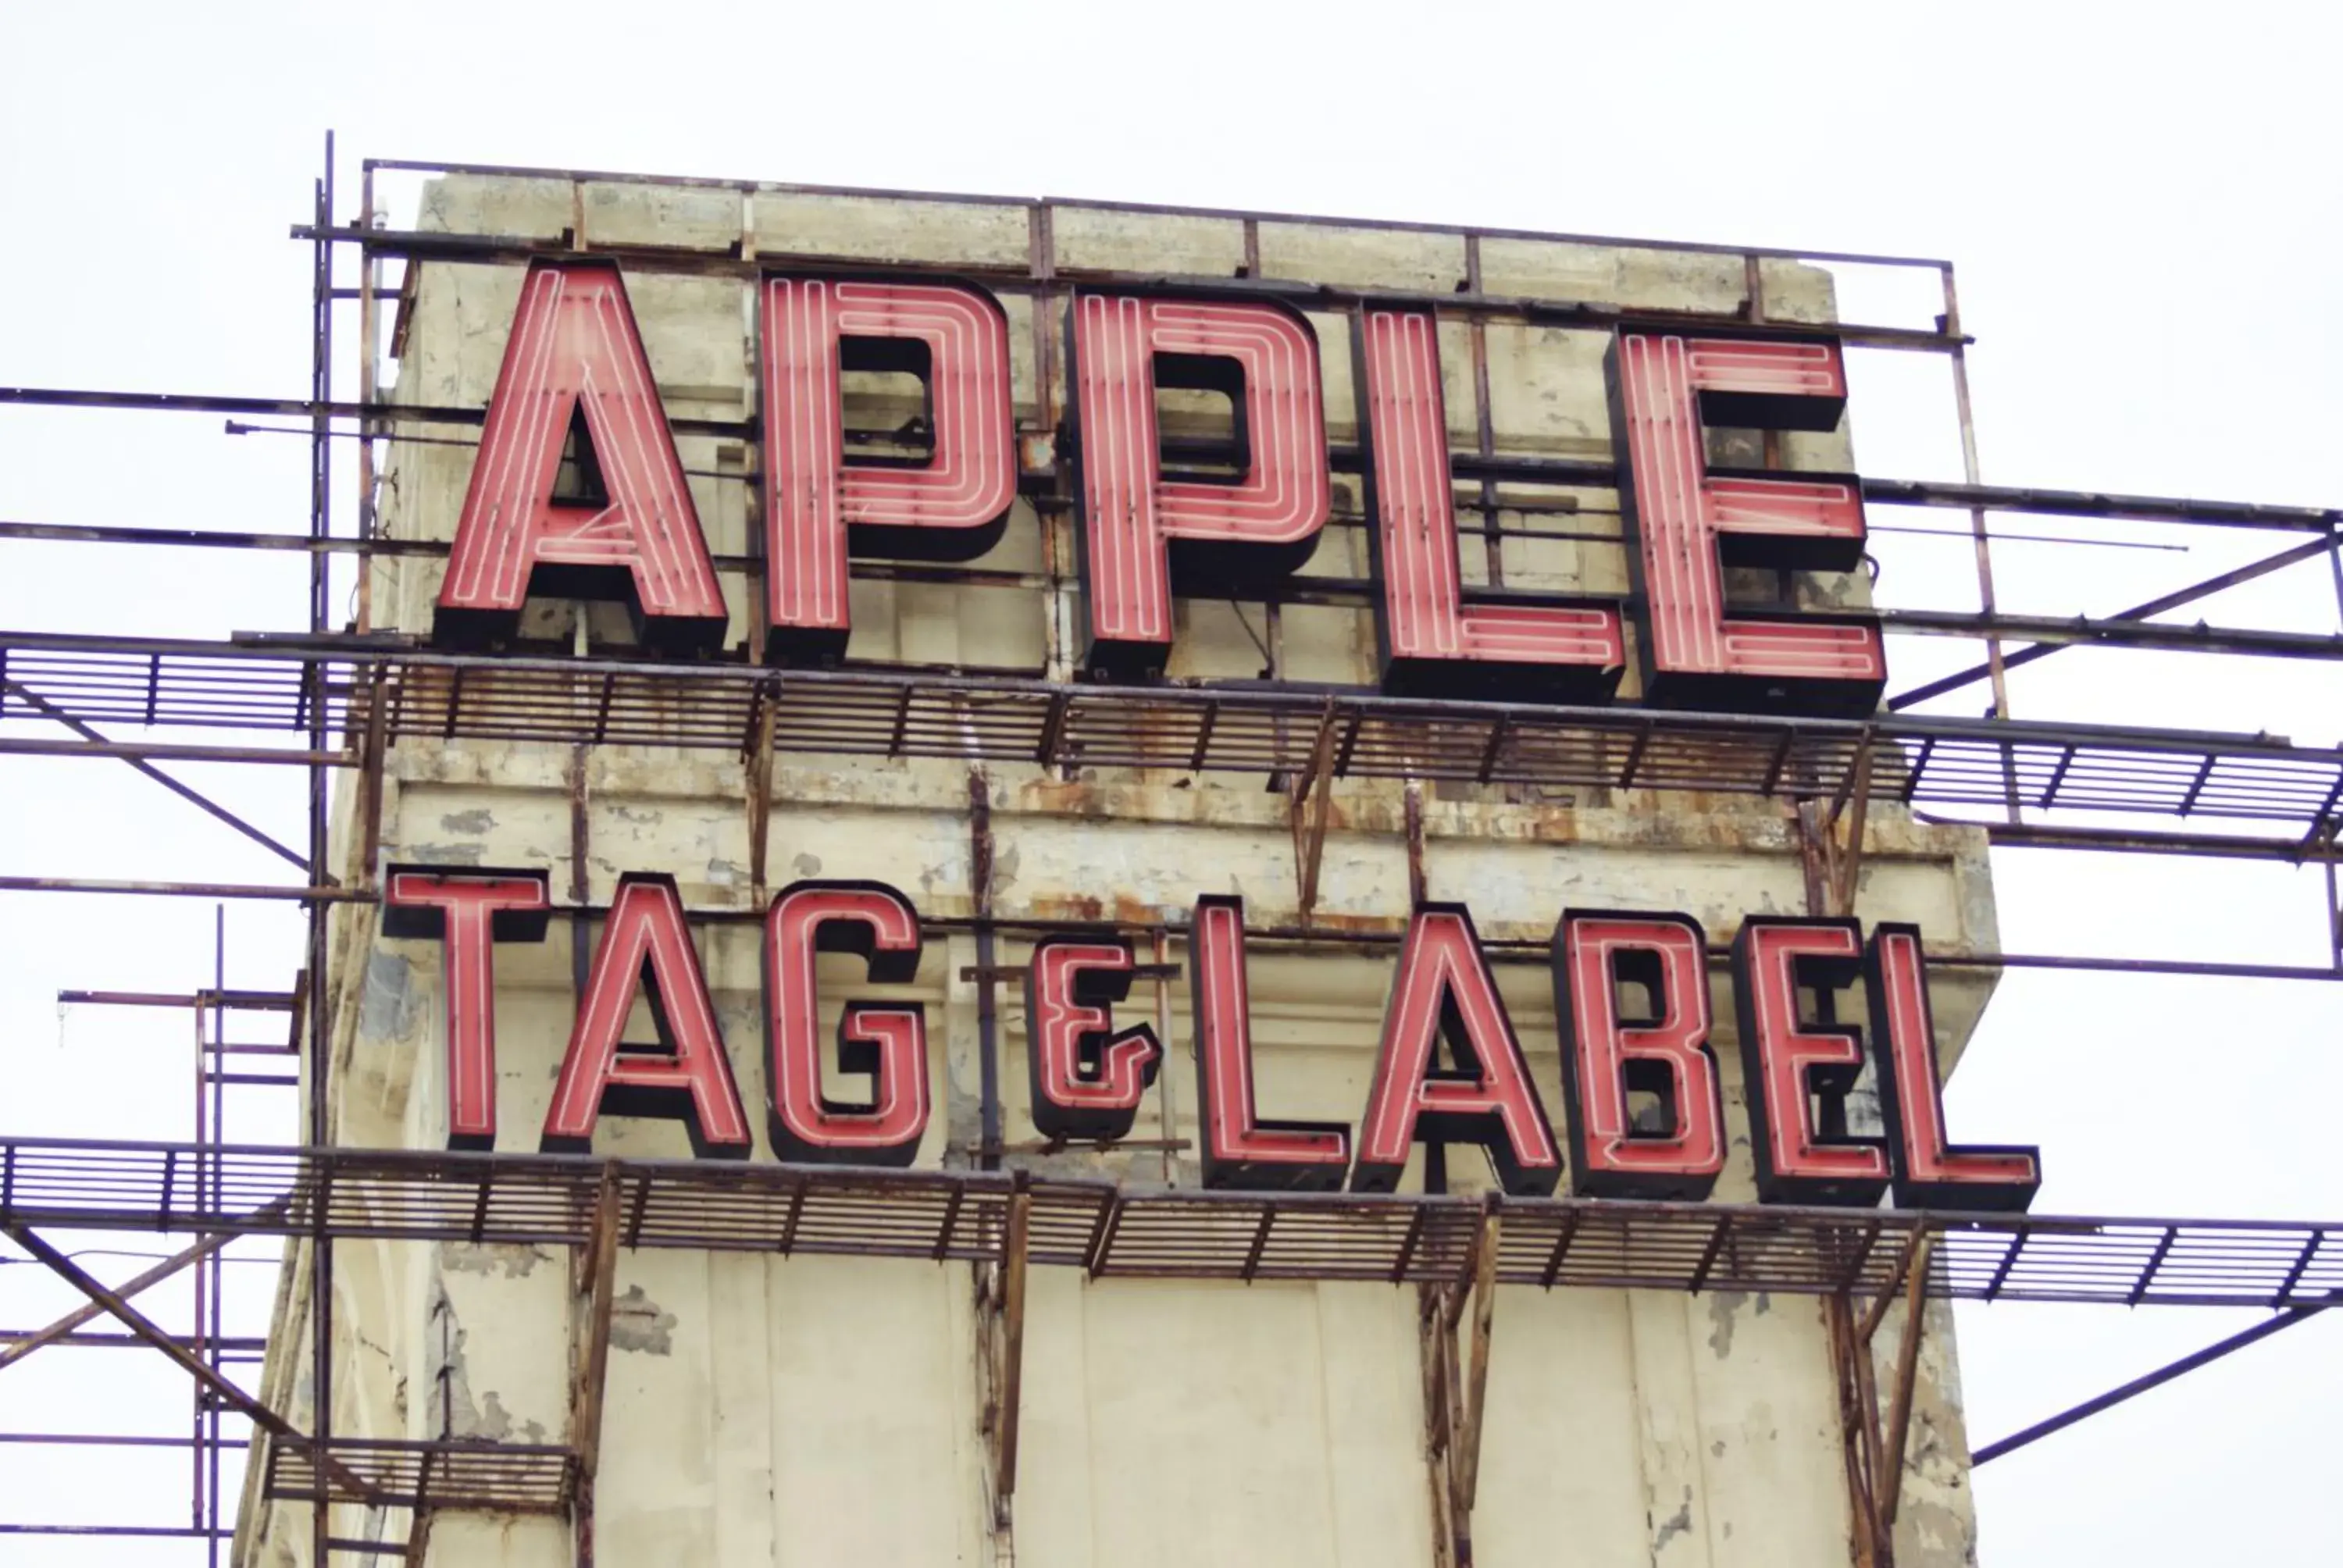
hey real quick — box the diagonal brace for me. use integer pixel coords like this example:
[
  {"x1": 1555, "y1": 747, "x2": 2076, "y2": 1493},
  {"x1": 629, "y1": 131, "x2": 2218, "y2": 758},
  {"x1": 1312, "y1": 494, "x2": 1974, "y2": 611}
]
[
  {"x1": 3, "y1": 679, "x2": 311, "y2": 871},
  {"x1": 3, "y1": 1223, "x2": 381, "y2": 1504},
  {"x1": 1887, "y1": 533, "x2": 2338, "y2": 711},
  {"x1": 0, "y1": 1228, "x2": 237, "y2": 1373}
]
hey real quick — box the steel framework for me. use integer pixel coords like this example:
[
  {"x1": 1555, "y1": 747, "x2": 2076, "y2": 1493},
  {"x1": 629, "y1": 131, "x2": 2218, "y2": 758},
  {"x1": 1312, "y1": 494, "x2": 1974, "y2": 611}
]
[{"x1": 1, "y1": 138, "x2": 2340, "y2": 1566}]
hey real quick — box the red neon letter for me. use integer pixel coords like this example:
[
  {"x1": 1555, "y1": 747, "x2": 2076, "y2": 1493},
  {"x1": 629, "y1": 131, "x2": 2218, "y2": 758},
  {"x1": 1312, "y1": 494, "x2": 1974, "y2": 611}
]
[
  {"x1": 1353, "y1": 904, "x2": 1561, "y2": 1196},
  {"x1": 761, "y1": 276, "x2": 1017, "y2": 663},
  {"x1": 541, "y1": 875, "x2": 751, "y2": 1158},
  {"x1": 1357, "y1": 308, "x2": 1624, "y2": 700},
  {"x1": 1731, "y1": 918, "x2": 1888, "y2": 1205},
  {"x1": 1611, "y1": 332, "x2": 1884, "y2": 715},
  {"x1": 436, "y1": 260, "x2": 728, "y2": 654},
  {"x1": 1068, "y1": 292, "x2": 1329, "y2": 677},
  {"x1": 1551, "y1": 911, "x2": 1724, "y2": 1200},
  {"x1": 764, "y1": 881, "x2": 929, "y2": 1166},
  {"x1": 1023, "y1": 935, "x2": 1162, "y2": 1142},
  {"x1": 1189, "y1": 895, "x2": 1351, "y2": 1189},
  {"x1": 1867, "y1": 925, "x2": 2039, "y2": 1210},
  {"x1": 381, "y1": 865, "x2": 551, "y2": 1151}
]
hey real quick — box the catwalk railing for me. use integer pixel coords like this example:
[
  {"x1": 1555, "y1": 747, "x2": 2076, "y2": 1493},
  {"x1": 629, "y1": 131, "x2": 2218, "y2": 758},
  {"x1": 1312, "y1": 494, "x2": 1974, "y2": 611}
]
[
  {"x1": 4, "y1": 633, "x2": 2341, "y2": 841},
  {"x1": 5, "y1": 1139, "x2": 2338, "y2": 1311}
]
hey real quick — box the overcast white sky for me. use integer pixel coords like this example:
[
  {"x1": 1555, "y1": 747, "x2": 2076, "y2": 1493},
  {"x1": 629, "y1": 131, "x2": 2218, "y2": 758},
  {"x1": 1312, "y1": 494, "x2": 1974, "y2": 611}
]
[{"x1": 2, "y1": 3, "x2": 2339, "y2": 1563}]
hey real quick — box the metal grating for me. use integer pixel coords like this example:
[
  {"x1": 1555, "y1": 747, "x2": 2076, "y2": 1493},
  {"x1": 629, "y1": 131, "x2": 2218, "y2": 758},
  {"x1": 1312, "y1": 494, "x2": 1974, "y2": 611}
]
[
  {"x1": 262, "y1": 1436, "x2": 576, "y2": 1513},
  {"x1": 3, "y1": 634, "x2": 2339, "y2": 831},
  {"x1": 4, "y1": 1139, "x2": 2338, "y2": 1310}
]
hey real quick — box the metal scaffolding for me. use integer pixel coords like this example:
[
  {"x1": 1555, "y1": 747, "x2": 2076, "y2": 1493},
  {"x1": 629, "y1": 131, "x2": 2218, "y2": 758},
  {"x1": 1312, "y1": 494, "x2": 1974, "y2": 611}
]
[{"x1": 1, "y1": 137, "x2": 2339, "y2": 1566}]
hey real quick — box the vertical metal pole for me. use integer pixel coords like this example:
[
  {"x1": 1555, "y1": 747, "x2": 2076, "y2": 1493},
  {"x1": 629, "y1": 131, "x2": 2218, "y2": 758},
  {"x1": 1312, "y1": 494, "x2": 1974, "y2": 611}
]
[
  {"x1": 355, "y1": 163, "x2": 378, "y2": 633},
  {"x1": 1939, "y1": 265, "x2": 2017, "y2": 820},
  {"x1": 308, "y1": 129, "x2": 337, "y2": 1568},
  {"x1": 1152, "y1": 925, "x2": 1175, "y2": 1185},
  {"x1": 191, "y1": 969, "x2": 208, "y2": 1545},
  {"x1": 2327, "y1": 533, "x2": 2343, "y2": 974},
  {"x1": 209, "y1": 907, "x2": 226, "y2": 1568},
  {"x1": 1465, "y1": 234, "x2": 1503, "y2": 589},
  {"x1": 969, "y1": 771, "x2": 1000, "y2": 1170}
]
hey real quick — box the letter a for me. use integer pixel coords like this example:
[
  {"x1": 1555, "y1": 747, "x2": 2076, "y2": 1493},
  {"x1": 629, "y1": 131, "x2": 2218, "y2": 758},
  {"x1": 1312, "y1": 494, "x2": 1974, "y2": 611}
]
[{"x1": 437, "y1": 259, "x2": 728, "y2": 653}]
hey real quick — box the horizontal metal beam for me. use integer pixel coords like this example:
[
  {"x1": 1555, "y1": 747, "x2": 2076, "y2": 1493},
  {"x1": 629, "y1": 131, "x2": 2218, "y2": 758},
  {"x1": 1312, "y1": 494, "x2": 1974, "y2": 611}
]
[
  {"x1": 0, "y1": 736, "x2": 351, "y2": 767},
  {"x1": 1888, "y1": 534, "x2": 2341, "y2": 710},
  {"x1": 0, "y1": 876, "x2": 361, "y2": 902},
  {"x1": 0, "y1": 1431, "x2": 253, "y2": 1447},
  {"x1": 1879, "y1": 608, "x2": 2343, "y2": 661},
  {"x1": 298, "y1": 226, "x2": 1969, "y2": 351},
  {"x1": 1861, "y1": 478, "x2": 2338, "y2": 536},
  {"x1": 358, "y1": 154, "x2": 1959, "y2": 272},
  {"x1": 5, "y1": 397, "x2": 2334, "y2": 536},
  {"x1": 55, "y1": 988, "x2": 299, "y2": 1010},
  {"x1": 0, "y1": 1523, "x2": 237, "y2": 1539},
  {"x1": 1975, "y1": 821, "x2": 2342, "y2": 863}
]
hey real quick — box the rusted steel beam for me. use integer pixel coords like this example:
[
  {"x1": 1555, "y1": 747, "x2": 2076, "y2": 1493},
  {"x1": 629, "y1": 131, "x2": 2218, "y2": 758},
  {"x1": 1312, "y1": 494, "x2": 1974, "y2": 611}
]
[
  {"x1": 1878, "y1": 1234, "x2": 1938, "y2": 1531},
  {"x1": 0, "y1": 736, "x2": 349, "y2": 767},
  {"x1": 569, "y1": 1169, "x2": 622, "y2": 1567},
  {"x1": 1878, "y1": 608, "x2": 2343, "y2": 661},
  {"x1": 362, "y1": 155, "x2": 1955, "y2": 272},
  {"x1": 744, "y1": 682, "x2": 778, "y2": 900},
  {"x1": 0, "y1": 877, "x2": 366, "y2": 902},
  {"x1": 1415, "y1": 1284, "x2": 1460, "y2": 1568},
  {"x1": 1453, "y1": 1206, "x2": 1502, "y2": 1516},
  {"x1": 0, "y1": 1230, "x2": 237, "y2": 1374},
  {"x1": 55, "y1": 988, "x2": 297, "y2": 1010},
  {"x1": 993, "y1": 1175, "x2": 1032, "y2": 1523},
  {"x1": 1826, "y1": 1292, "x2": 1888, "y2": 1568},
  {"x1": 1291, "y1": 699, "x2": 1339, "y2": 924},
  {"x1": 294, "y1": 225, "x2": 1967, "y2": 352},
  {"x1": 1858, "y1": 1227, "x2": 1931, "y2": 1348}
]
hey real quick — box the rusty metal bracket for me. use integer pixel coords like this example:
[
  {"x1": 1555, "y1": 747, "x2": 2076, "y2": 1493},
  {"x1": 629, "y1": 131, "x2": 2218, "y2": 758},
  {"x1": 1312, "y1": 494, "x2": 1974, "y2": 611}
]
[
  {"x1": 568, "y1": 1167, "x2": 622, "y2": 1566},
  {"x1": 1289, "y1": 696, "x2": 1339, "y2": 925},
  {"x1": 1828, "y1": 1225, "x2": 1939, "y2": 1566},
  {"x1": 355, "y1": 665, "x2": 391, "y2": 890},
  {"x1": 745, "y1": 679, "x2": 779, "y2": 901},
  {"x1": 1419, "y1": 1202, "x2": 1503, "y2": 1566},
  {"x1": 976, "y1": 1171, "x2": 1032, "y2": 1536},
  {"x1": 1452, "y1": 1205, "x2": 1501, "y2": 1519},
  {"x1": 1823, "y1": 734, "x2": 1877, "y2": 918},
  {"x1": 1826, "y1": 1290, "x2": 1888, "y2": 1568},
  {"x1": 1877, "y1": 1233, "x2": 1937, "y2": 1533}
]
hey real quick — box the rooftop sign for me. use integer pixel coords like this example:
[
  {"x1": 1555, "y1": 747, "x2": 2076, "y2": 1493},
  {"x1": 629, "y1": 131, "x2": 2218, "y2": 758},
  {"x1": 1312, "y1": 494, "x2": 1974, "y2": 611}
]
[
  {"x1": 383, "y1": 868, "x2": 2038, "y2": 1212},
  {"x1": 431, "y1": 259, "x2": 1886, "y2": 717}
]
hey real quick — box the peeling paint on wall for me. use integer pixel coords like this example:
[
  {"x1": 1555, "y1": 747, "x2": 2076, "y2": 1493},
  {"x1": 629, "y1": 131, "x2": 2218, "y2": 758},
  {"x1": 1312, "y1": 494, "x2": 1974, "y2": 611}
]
[
  {"x1": 359, "y1": 952, "x2": 419, "y2": 1042},
  {"x1": 440, "y1": 1242, "x2": 552, "y2": 1280},
  {"x1": 610, "y1": 1284, "x2": 676, "y2": 1355}
]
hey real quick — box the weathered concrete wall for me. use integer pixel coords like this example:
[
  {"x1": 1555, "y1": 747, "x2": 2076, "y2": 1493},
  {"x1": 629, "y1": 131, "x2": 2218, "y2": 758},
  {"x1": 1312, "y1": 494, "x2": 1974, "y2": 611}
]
[{"x1": 241, "y1": 173, "x2": 1998, "y2": 1568}]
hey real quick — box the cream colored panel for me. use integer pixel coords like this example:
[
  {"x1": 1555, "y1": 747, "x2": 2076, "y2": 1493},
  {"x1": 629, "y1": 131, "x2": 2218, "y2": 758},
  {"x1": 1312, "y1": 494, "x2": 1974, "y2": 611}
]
[
  {"x1": 753, "y1": 192, "x2": 1032, "y2": 268},
  {"x1": 1052, "y1": 205, "x2": 1247, "y2": 278},
  {"x1": 1474, "y1": 1288, "x2": 1648, "y2": 1567},
  {"x1": 1078, "y1": 1280, "x2": 1345, "y2": 1568},
  {"x1": 583, "y1": 180, "x2": 744, "y2": 252},
  {"x1": 1259, "y1": 222, "x2": 1467, "y2": 294},
  {"x1": 767, "y1": 1259, "x2": 985, "y2": 1566}
]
